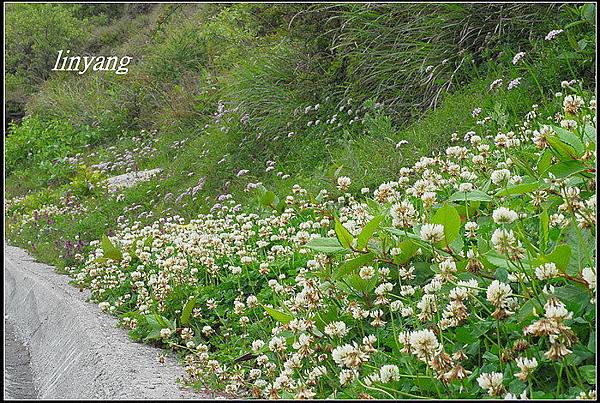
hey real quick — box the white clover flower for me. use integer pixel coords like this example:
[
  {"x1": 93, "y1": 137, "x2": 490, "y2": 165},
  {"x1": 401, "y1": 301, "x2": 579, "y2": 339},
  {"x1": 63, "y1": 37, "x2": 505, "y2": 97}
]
[
  {"x1": 399, "y1": 265, "x2": 415, "y2": 280},
  {"x1": 420, "y1": 223, "x2": 445, "y2": 243},
  {"x1": 504, "y1": 390, "x2": 528, "y2": 400},
  {"x1": 477, "y1": 372, "x2": 504, "y2": 396},
  {"x1": 563, "y1": 94, "x2": 584, "y2": 115},
  {"x1": 160, "y1": 328, "x2": 172, "y2": 339},
  {"x1": 512, "y1": 51, "x2": 526, "y2": 65},
  {"x1": 577, "y1": 390, "x2": 597, "y2": 400},
  {"x1": 339, "y1": 369, "x2": 358, "y2": 386},
  {"x1": 337, "y1": 176, "x2": 352, "y2": 191},
  {"x1": 545, "y1": 29, "x2": 563, "y2": 41},
  {"x1": 544, "y1": 299, "x2": 572, "y2": 321},
  {"x1": 465, "y1": 221, "x2": 479, "y2": 238},
  {"x1": 359, "y1": 265, "x2": 375, "y2": 280},
  {"x1": 472, "y1": 154, "x2": 485, "y2": 164},
  {"x1": 379, "y1": 364, "x2": 400, "y2": 383},
  {"x1": 508, "y1": 77, "x2": 522, "y2": 90},
  {"x1": 409, "y1": 329, "x2": 440, "y2": 362},
  {"x1": 560, "y1": 119, "x2": 577, "y2": 130},
  {"x1": 486, "y1": 280, "x2": 512, "y2": 308},
  {"x1": 252, "y1": 339, "x2": 265, "y2": 352},
  {"x1": 515, "y1": 356, "x2": 538, "y2": 381},
  {"x1": 438, "y1": 258, "x2": 457, "y2": 275},
  {"x1": 202, "y1": 325, "x2": 214, "y2": 336},
  {"x1": 491, "y1": 228, "x2": 516, "y2": 254},
  {"x1": 269, "y1": 336, "x2": 286, "y2": 352},
  {"x1": 324, "y1": 321, "x2": 348, "y2": 338},
  {"x1": 582, "y1": 267, "x2": 596, "y2": 291},
  {"x1": 491, "y1": 169, "x2": 511, "y2": 184},
  {"x1": 535, "y1": 262, "x2": 559, "y2": 280},
  {"x1": 490, "y1": 79, "x2": 503, "y2": 91},
  {"x1": 332, "y1": 343, "x2": 368, "y2": 368},
  {"x1": 458, "y1": 182, "x2": 474, "y2": 192},
  {"x1": 246, "y1": 295, "x2": 259, "y2": 307},
  {"x1": 401, "y1": 307, "x2": 414, "y2": 317},
  {"x1": 390, "y1": 300, "x2": 404, "y2": 312},
  {"x1": 492, "y1": 207, "x2": 518, "y2": 224}
]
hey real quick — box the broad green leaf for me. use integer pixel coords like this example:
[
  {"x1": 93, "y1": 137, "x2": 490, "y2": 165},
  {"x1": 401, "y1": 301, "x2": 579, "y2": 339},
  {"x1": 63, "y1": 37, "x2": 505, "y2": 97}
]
[
  {"x1": 448, "y1": 189, "x2": 492, "y2": 202},
  {"x1": 565, "y1": 225, "x2": 595, "y2": 275},
  {"x1": 305, "y1": 237, "x2": 347, "y2": 254},
  {"x1": 547, "y1": 160, "x2": 588, "y2": 178},
  {"x1": 495, "y1": 181, "x2": 544, "y2": 196},
  {"x1": 545, "y1": 244, "x2": 572, "y2": 271},
  {"x1": 582, "y1": 3, "x2": 596, "y2": 23},
  {"x1": 579, "y1": 365, "x2": 596, "y2": 384},
  {"x1": 516, "y1": 297, "x2": 546, "y2": 322},
  {"x1": 588, "y1": 331, "x2": 596, "y2": 353},
  {"x1": 276, "y1": 199, "x2": 287, "y2": 213},
  {"x1": 554, "y1": 284, "x2": 591, "y2": 317},
  {"x1": 392, "y1": 239, "x2": 420, "y2": 265},
  {"x1": 315, "y1": 304, "x2": 339, "y2": 331},
  {"x1": 483, "y1": 351, "x2": 499, "y2": 362},
  {"x1": 494, "y1": 267, "x2": 509, "y2": 282},
  {"x1": 101, "y1": 235, "x2": 123, "y2": 261},
  {"x1": 455, "y1": 327, "x2": 476, "y2": 344},
  {"x1": 146, "y1": 313, "x2": 173, "y2": 329},
  {"x1": 431, "y1": 203, "x2": 461, "y2": 246},
  {"x1": 263, "y1": 306, "x2": 294, "y2": 324},
  {"x1": 144, "y1": 328, "x2": 161, "y2": 341},
  {"x1": 552, "y1": 125, "x2": 585, "y2": 156},
  {"x1": 357, "y1": 215, "x2": 384, "y2": 250},
  {"x1": 485, "y1": 252, "x2": 531, "y2": 270},
  {"x1": 145, "y1": 314, "x2": 160, "y2": 329},
  {"x1": 583, "y1": 124, "x2": 596, "y2": 143},
  {"x1": 537, "y1": 149, "x2": 553, "y2": 176},
  {"x1": 260, "y1": 190, "x2": 279, "y2": 209},
  {"x1": 180, "y1": 297, "x2": 196, "y2": 326},
  {"x1": 547, "y1": 135, "x2": 578, "y2": 160},
  {"x1": 334, "y1": 217, "x2": 354, "y2": 249},
  {"x1": 346, "y1": 273, "x2": 376, "y2": 293},
  {"x1": 336, "y1": 253, "x2": 375, "y2": 279},
  {"x1": 540, "y1": 209, "x2": 549, "y2": 253}
]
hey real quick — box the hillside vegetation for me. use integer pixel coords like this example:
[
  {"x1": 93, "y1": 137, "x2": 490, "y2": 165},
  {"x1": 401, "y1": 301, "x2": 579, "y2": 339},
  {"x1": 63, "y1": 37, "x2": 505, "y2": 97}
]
[{"x1": 4, "y1": 2, "x2": 597, "y2": 400}]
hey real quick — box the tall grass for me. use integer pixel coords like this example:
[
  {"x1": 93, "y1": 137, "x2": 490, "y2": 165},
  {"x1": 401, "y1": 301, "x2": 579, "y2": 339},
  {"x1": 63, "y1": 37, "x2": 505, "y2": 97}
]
[{"x1": 312, "y1": 3, "x2": 560, "y2": 120}]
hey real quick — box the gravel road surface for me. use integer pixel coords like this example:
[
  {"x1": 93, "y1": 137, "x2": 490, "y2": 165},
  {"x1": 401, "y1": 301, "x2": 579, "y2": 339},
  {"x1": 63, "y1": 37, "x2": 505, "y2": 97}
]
[{"x1": 4, "y1": 244, "x2": 220, "y2": 400}]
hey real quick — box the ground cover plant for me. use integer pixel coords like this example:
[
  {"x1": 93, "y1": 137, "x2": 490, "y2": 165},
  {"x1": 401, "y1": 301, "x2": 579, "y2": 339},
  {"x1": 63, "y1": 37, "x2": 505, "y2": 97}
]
[
  {"x1": 62, "y1": 86, "x2": 597, "y2": 400},
  {"x1": 4, "y1": 2, "x2": 597, "y2": 400}
]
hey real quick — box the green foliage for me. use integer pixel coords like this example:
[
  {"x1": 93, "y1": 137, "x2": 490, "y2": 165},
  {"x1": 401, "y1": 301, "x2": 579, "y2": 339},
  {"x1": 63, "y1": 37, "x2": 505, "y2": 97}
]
[
  {"x1": 5, "y1": 3, "x2": 87, "y2": 116},
  {"x1": 431, "y1": 203, "x2": 462, "y2": 247},
  {"x1": 321, "y1": 3, "x2": 561, "y2": 117},
  {"x1": 5, "y1": 116, "x2": 102, "y2": 179}
]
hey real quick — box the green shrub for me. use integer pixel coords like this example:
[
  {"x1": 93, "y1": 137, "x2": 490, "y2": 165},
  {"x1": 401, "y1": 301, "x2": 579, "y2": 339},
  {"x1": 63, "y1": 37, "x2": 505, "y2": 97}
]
[
  {"x1": 5, "y1": 3, "x2": 88, "y2": 117},
  {"x1": 5, "y1": 116, "x2": 102, "y2": 177}
]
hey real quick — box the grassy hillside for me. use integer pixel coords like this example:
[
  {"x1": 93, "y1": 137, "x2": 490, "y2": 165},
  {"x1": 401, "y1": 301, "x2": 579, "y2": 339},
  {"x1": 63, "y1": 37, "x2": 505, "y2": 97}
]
[{"x1": 5, "y1": 3, "x2": 596, "y2": 266}]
